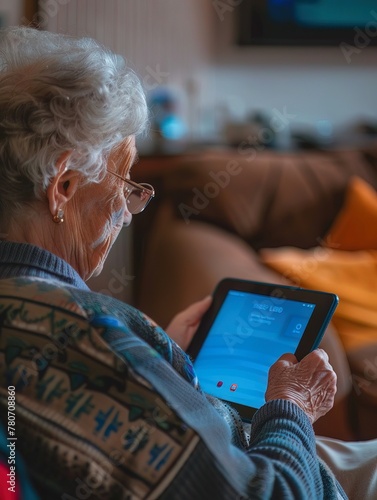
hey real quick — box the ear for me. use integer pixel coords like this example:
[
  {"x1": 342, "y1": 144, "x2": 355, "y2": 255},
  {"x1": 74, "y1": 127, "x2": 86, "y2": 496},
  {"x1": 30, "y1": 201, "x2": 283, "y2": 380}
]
[{"x1": 46, "y1": 152, "x2": 81, "y2": 216}]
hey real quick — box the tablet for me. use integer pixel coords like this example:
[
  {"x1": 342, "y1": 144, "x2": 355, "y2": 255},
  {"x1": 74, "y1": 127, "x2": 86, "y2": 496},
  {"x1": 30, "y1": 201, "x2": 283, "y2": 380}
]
[{"x1": 187, "y1": 278, "x2": 339, "y2": 420}]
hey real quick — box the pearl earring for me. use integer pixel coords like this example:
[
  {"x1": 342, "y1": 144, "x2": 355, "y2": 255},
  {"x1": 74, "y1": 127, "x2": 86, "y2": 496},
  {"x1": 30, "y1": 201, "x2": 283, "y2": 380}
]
[{"x1": 52, "y1": 208, "x2": 64, "y2": 224}]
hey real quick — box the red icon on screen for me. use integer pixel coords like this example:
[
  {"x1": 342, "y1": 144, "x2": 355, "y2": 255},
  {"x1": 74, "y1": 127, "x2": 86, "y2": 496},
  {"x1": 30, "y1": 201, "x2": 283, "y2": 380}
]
[
  {"x1": 230, "y1": 383, "x2": 238, "y2": 392},
  {"x1": 216, "y1": 381, "x2": 223, "y2": 387}
]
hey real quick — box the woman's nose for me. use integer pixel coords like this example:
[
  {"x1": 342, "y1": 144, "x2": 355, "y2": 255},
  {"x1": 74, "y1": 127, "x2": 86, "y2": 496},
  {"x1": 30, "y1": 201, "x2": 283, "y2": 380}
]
[{"x1": 122, "y1": 205, "x2": 132, "y2": 227}]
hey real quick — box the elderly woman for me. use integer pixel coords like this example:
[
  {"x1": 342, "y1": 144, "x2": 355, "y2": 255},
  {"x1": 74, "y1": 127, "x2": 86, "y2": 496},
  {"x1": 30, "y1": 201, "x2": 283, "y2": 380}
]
[{"x1": 0, "y1": 26, "x2": 374, "y2": 500}]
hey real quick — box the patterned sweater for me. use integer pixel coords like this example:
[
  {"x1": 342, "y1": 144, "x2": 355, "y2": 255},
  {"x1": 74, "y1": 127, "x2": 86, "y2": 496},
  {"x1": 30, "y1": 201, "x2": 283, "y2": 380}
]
[{"x1": 0, "y1": 241, "x2": 345, "y2": 499}]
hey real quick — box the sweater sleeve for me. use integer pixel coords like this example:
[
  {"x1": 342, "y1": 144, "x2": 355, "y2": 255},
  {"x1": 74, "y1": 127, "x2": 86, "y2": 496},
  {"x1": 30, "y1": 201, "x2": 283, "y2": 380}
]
[
  {"x1": 94, "y1": 313, "x2": 341, "y2": 500},
  {"x1": 157, "y1": 398, "x2": 340, "y2": 500},
  {"x1": 245, "y1": 400, "x2": 340, "y2": 498}
]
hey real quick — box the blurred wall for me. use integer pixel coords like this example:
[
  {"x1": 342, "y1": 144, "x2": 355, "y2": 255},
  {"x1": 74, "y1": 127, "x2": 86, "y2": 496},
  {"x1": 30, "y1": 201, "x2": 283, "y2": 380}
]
[
  {"x1": 0, "y1": 0, "x2": 23, "y2": 26},
  {"x1": 37, "y1": 0, "x2": 377, "y2": 143},
  {"x1": 4, "y1": 1, "x2": 377, "y2": 139}
]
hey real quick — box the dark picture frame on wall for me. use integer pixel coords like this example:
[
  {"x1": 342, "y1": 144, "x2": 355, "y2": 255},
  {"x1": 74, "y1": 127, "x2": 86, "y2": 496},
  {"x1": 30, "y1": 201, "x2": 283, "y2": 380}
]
[{"x1": 238, "y1": 0, "x2": 377, "y2": 47}]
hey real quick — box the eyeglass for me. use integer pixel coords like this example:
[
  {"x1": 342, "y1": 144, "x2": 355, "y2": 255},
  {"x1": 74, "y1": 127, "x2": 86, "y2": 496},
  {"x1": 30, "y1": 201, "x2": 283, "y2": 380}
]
[{"x1": 107, "y1": 170, "x2": 155, "y2": 214}]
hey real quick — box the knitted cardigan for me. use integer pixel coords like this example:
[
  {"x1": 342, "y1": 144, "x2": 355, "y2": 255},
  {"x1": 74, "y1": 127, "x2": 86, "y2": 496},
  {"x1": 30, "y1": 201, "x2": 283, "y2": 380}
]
[{"x1": 0, "y1": 241, "x2": 345, "y2": 499}]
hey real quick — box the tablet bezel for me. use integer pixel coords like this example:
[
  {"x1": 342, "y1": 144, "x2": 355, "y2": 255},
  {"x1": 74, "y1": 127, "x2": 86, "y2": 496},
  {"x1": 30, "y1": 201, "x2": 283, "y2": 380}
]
[{"x1": 187, "y1": 278, "x2": 339, "y2": 420}]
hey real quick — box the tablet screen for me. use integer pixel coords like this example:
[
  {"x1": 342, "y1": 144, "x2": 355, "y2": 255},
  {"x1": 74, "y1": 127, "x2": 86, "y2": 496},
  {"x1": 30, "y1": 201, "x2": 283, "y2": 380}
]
[{"x1": 193, "y1": 289, "x2": 316, "y2": 412}]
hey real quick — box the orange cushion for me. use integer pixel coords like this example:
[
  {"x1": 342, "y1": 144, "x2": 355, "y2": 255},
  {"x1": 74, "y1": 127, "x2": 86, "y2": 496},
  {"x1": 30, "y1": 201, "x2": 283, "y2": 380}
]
[
  {"x1": 260, "y1": 246, "x2": 377, "y2": 353},
  {"x1": 324, "y1": 177, "x2": 377, "y2": 251}
]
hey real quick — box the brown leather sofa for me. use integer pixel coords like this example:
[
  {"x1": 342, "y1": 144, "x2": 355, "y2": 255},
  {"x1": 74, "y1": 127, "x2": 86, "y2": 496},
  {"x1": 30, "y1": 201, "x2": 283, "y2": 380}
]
[{"x1": 132, "y1": 143, "x2": 377, "y2": 442}]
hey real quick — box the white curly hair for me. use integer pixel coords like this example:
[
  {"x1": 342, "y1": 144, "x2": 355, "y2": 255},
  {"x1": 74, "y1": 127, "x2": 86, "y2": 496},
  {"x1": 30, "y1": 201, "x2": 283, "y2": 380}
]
[{"x1": 0, "y1": 26, "x2": 148, "y2": 220}]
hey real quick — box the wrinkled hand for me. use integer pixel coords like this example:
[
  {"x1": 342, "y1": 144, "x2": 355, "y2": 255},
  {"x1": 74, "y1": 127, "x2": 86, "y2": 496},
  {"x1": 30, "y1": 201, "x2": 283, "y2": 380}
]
[
  {"x1": 265, "y1": 349, "x2": 337, "y2": 424},
  {"x1": 165, "y1": 296, "x2": 212, "y2": 351}
]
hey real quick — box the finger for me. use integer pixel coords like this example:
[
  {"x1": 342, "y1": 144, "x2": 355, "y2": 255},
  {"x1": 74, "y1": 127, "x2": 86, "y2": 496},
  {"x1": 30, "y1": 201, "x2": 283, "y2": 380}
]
[
  {"x1": 182, "y1": 295, "x2": 213, "y2": 325},
  {"x1": 196, "y1": 294, "x2": 213, "y2": 309},
  {"x1": 315, "y1": 348, "x2": 330, "y2": 362},
  {"x1": 269, "y1": 353, "x2": 297, "y2": 374},
  {"x1": 305, "y1": 348, "x2": 329, "y2": 363},
  {"x1": 276, "y1": 352, "x2": 298, "y2": 364}
]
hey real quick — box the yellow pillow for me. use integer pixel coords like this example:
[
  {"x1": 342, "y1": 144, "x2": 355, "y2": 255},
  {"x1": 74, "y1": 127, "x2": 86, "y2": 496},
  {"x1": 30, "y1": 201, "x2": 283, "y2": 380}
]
[
  {"x1": 324, "y1": 177, "x2": 377, "y2": 250},
  {"x1": 260, "y1": 246, "x2": 377, "y2": 353}
]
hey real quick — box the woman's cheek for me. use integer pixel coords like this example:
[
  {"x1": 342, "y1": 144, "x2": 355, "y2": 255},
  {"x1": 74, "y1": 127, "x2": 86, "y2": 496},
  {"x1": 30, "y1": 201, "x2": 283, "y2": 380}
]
[
  {"x1": 111, "y1": 206, "x2": 126, "y2": 227},
  {"x1": 91, "y1": 220, "x2": 112, "y2": 249}
]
